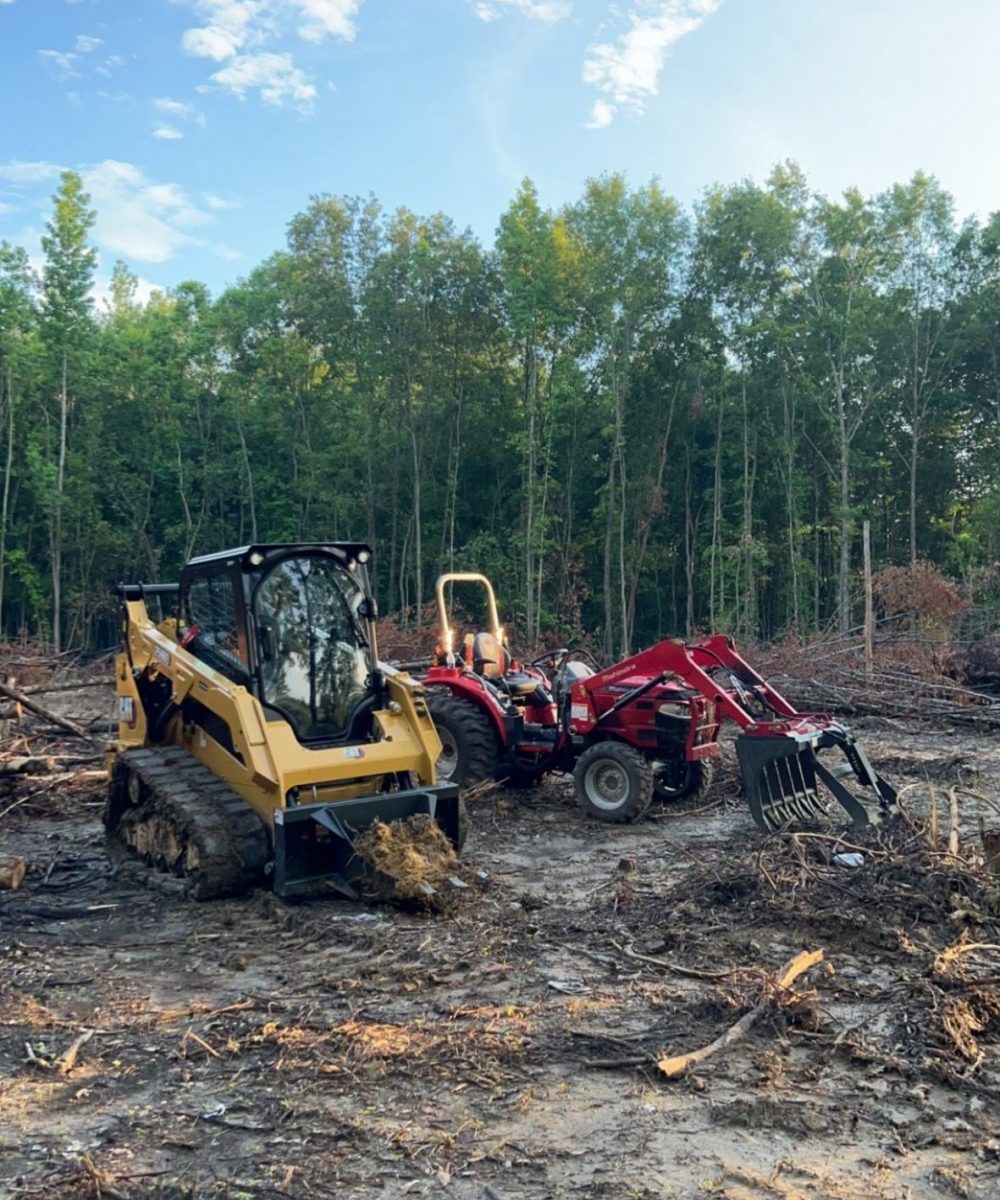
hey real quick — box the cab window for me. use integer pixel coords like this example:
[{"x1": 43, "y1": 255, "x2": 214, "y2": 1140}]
[{"x1": 186, "y1": 573, "x2": 247, "y2": 680}]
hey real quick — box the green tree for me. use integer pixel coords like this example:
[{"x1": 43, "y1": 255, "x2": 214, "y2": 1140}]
[
  {"x1": 0, "y1": 243, "x2": 36, "y2": 631},
  {"x1": 40, "y1": 171, "x2": 97, "y2": 650}
]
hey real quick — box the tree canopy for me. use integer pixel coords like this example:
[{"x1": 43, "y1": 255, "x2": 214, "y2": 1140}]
[{"x1": 2, "y1": 164, "x2": 998, "y2": 653}]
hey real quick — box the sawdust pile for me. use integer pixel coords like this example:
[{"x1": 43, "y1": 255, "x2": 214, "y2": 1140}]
[{"x1": 353, "y1": 813, "x2": 465, "y2": 905}]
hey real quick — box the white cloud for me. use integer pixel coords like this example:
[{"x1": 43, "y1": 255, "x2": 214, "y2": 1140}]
[
  {"x1": 183, "y1": 23, "x2": 245, "y2": 60},
  {"x1": 291, "y1": 0, "x2": 360, "y2": 42},
  {"x1": 151, "y1": 97, "x2": 207, "y2": 138},
  {"x1": 154, "y1": 96, "x2": 205, "y2": 124},
  {"x1": 210, "y1": 242, "x2": 243, "y2": 262},
  {"x1": 39, "y1": 48, "x2": 79, "y2": 75},
  {"x1": 182, "y1": 0, "x2": 268, "y2": 60},
  {"x1": 583, "y1": 0, "x2": 721, "y2": 127},
  {"x1": 0, "y1": 160, "x2": 62, "y2": 184},
  {"x1": 203, "y1": 191, "x2": 243, "y2": 210},
  {"x1": 0, "y1": 201, "x2": 14, "y2": 214},
  {"x1": 474, "y1": 0, "x2": 570, "y2": 19},
  {"x1": 0, "y1": 157, "x2": 238, "y2": 268},
  {"x1": 74, "y1": 34, "x2": 103, "y2": 52},
  {"x1": 180, "y1": 0, "x2": 359, "y2": 107},
  {"x1": 95, "y1": 54, "x2": 126, "y2": 76},
  {"x1": 587, "y1": 98, "x2": 614, "y2": 129},
  {"x1": 210, "y1": 51, "x2": 316, "y2": 108},
  {"x1": 81, "y1": 160, "x2": 217, "y2": 263}
]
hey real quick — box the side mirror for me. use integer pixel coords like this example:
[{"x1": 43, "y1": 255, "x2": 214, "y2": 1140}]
[{"x1": 359, "y1": 597, "x2": 379, "y2": 621}]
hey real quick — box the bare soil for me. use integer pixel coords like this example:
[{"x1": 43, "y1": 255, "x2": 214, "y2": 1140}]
[{"x1": 2, "y1": 692, "x2": 1000, "y2": 1199}]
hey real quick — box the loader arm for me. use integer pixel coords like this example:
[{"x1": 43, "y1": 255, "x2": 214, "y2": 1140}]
[{"x1": 568, "y1": 635, "x2": 897, "y2": 832}]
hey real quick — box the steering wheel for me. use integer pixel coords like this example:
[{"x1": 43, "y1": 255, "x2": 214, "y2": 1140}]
[{"x1": 530, "y1": 648, "x2": 568, "y2": 669}]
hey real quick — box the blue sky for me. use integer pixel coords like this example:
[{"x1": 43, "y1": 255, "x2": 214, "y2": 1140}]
[{"x1": 1, "y1": 0, "x2": 998, "y2": 302}]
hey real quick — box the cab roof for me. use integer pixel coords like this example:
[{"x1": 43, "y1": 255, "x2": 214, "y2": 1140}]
[{"x1": 186, "y1": 543, "x2": 374, "y2": 569}]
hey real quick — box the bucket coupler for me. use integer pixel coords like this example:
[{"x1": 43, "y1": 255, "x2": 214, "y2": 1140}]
[
  {"x1": 271, "y1": 782, "x2": 462, "y2": 898},
  {"x1": 736, "y1": 723, "x2": 898, "y2": 833}
]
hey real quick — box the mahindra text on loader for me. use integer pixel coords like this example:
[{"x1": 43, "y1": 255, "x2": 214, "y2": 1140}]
[
  {"x1": 420, "y1": 572, "x2": 898, "y2": 832},
  {"x1": 105, "y1": 543, "x2": 463, "y2": 899}
]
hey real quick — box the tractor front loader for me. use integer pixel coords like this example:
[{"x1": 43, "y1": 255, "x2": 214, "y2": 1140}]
[
  {"x1": 418, "y1": 572, "x2": 896, "y2": 833},
  {"x1": 106, "y1": 543, "x2": 462, "y2": 900},
  {"x1": 566, "y1": 635, "x2": 898, "y2": 832}
]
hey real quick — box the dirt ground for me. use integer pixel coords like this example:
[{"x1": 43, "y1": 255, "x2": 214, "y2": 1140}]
[{"x1": 2, "y1": 684, "x2": 1000, "y2": 1199}]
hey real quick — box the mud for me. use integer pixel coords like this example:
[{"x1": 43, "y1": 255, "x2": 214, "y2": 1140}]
[{"x1": 2, "y1": 706, "x2": 1000, "y2": 1199}]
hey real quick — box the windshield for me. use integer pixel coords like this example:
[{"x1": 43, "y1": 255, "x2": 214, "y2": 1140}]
[{"x1": 255, "y1": 554, "x2": 371, "y2": 742}]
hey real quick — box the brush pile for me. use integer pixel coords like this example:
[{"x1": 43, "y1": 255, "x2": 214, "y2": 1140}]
[{"x1": 643, "y1": 807, "x2": 1000, "y2": 1078}]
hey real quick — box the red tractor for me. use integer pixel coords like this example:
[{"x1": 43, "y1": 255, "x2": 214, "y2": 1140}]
[{"x1": 421, "y1": 574, "x2": 897, "y2": 831}]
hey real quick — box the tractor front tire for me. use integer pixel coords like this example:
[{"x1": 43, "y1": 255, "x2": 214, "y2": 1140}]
[
  {"x1": 573, "y1": 741, "x2": 654, "y2": 824},
  {"x1": 654, "y1": 757, "x2": 716, "y2": 804},
  {"x1": 426, "y1": 691, "x2": 499, "y2": 790}
]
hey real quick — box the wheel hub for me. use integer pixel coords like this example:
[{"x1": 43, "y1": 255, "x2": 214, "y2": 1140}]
[
  {"x1": 435, "y1": 728, "x2": 460, "y2": 781},
  {"x1": 585, "y1": 760, "x2": 628, "y2": 810}
]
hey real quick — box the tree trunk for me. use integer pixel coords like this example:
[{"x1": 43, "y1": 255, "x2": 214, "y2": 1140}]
[
  {"x1": 52, "y1": 348, "x2": 68, "y2": 653},
  {"x1": 782, "y1": 386, "x2": 800, "y2": 630},
  {"x1": 710, "y1": 396, "x2": 724, "y2": 630},
  {"x1": 524, "y1": 344, "x2": 537, "y2": 643},
  {"x1": 626, "y1": 383, "x2": 678, "y2": 641},
  {"x1": 405, "y1": 376, "x2": 423, "y2": 631},
  {"x1": 236, "y1": 411, "x2": 258, "y2": 543},
  {"x1": 835, "y1": 373, "x2": 851, "y2": 635},
  {"x1": 0, "y1": 364, "x2": 13, "y2": 632},
  {"x1": 909, "y1": 415, "x2": 919, "y2": 566},
  {"x1": 684, "y1": 446, "x2": 695, "y2": 636},
  {"x1": 739, "y1": 372, "x2": 757, "y2": 639},
  {"x1": 602, "y1": 441, "x2": 616, "y2": 660}
]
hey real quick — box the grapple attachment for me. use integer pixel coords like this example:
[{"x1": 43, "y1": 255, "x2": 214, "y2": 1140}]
[{"x1": 736, "y1": 723, "x2": 897, "y2": 833}]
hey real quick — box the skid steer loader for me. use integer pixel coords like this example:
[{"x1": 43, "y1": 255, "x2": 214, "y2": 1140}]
[{"x1": 106, "y1": 543, "x2": 462, "y2": 900}]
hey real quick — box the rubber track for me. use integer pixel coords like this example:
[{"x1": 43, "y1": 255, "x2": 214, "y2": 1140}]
[{"x1": 109, "y1": 746, "x2": 271, "y2": 900}]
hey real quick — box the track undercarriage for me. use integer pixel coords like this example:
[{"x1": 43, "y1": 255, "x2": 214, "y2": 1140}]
[{"x1": 106, "y1": 747, "x2": 271, "y2": 899}]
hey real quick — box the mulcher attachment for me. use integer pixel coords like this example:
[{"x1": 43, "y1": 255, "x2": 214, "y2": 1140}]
[{"x1": 736, "y1": 723, "x2": 898, "y2": 833}]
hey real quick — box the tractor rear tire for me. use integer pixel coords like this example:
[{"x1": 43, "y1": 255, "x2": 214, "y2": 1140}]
[
  {"x1": 573, "y1": 741, "x2": 654, "y2": 824},
  {"x1": 426, "y1": 691, "x2": 499, "y2": 790},
  {"x1": 654, "y1": 757, "x2": 716, "y2": 804}
]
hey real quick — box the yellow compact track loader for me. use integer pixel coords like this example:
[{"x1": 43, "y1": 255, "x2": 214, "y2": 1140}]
[{"x1": 106, "y1": 543, "x2": 462, "y2": 899}]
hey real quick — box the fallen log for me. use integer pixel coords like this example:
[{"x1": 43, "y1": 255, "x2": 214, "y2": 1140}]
[
  {"x1": 57, "y1": 1029, "x2": 94, "y2": 1075},
  {"x1": 0, "y1": 680, "x2": 101, "y2": 744},
  {"x1": 656, "y1": 949, "x2": 824, "y2": 1079},
  {"x1": 21, "y1": 680, "x2": 112, "y2": 695},
  {"x1": 0, "y1": 856, "x2": 28, "y2": 890},
  {"x1": 0, "y1": 755, "x2": 55, "y2": 776}
]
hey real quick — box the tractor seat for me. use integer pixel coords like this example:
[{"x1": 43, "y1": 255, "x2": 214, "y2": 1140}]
[
  {"x1": 471, "y1": 631, "x2": 510, "y2": 678},
  {"x1": 505, "y1": 671, "x2": 543, "y2": 698}
]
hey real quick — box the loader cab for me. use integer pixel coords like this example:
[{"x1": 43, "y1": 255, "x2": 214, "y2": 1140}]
[{"x1": 179, "y1": 543, "x2": 378, "y2": 746}]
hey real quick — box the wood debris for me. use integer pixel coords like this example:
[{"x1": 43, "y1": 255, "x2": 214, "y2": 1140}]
[
  {"x1": 657, "y1": 949, "x2": 824, "y2": 1078},
  {"x1": 0, "y1": 855, "x2": 27, "y2": 890}
]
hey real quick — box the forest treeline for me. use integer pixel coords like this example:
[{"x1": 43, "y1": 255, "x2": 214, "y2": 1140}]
[{"x1": 2, "y1": 162, "x2": 1000, "y2": 654}]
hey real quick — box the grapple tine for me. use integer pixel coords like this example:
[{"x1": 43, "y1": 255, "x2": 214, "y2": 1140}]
[{"x1": 737, "y1": 724, "x2": 893, "y2": 834}]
